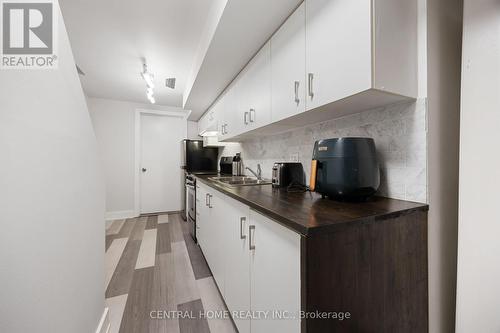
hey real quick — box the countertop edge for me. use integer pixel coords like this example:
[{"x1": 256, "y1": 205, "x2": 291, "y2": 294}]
[{"x1": 196, "y1": 176, "x2": 429, "y2": 237}]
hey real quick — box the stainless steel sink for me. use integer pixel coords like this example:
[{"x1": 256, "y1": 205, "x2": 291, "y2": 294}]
[{"x1": 209, "y1": 176, "x2": 272, "y2": 187}]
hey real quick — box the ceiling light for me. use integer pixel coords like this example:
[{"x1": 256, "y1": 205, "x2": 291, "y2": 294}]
[{"x1": 141, "y1": 62, "x2": 156, "y2": 104}]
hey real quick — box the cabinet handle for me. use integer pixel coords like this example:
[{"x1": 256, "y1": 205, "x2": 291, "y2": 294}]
[
  {"x1": 294, "y1": 81, "x2": 300, "y2": 104},
  {"x1": 249, "y1": 225, "x2": 255, "y2": 250},
  {"x1": 240, "y1": 217, "x2": 246, "y2": 239},
  {"x1": 208, "y1": 194, "x2": 213, "y2": 208},
  {"x1": 205, "y1": 193, "x2": 209, "y2": 206},
  {"x1": 222, "y1": 124, "x2": 225, "y2": 135},
  {"x1": 249, "y1": 109, "x2": 255, "y2": 122},
  {"x1": 244, "y1": 111, "x2": 249, "y2": 125},
  {"x1": 308, "y1": 73, "x2": 314, "y2": 99},
  {"x1": 224, "y1": 124, "x2": 228, "y2": 135}
]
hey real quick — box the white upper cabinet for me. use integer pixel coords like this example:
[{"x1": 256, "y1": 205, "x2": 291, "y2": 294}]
[
  {"x1": 240, "y1": 42, "x2": 272, "y2": 131},
  {"x1": 201, "y1": 0, "x2": 417, "y2": 140},
  {"x1": 271, "y1": 2, "x2": 306, "y2": 122},
  {"x1": 305, "y1": 0, "x2": 372, "y2": 110}
]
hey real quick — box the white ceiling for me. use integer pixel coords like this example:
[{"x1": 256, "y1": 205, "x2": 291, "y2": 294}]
[{"x1": 60, "y1": 0, "x2": 213, "y2": 107}]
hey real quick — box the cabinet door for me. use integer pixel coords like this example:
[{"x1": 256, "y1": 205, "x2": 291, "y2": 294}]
[
  {"x1": 305, "y1": 0, "x2": 372, "y2": 111},
  {"x1": 223, "y1": 197, "x2": 251, "y2": 333},
  {"x1": 271, "y1": 2, "x2": 306, "y2": 122},
  {"x1": 207, "y1": 191, "x2": 227, "y2": 296},
  {"x1": 244, "y1": 41, "x2": 271, "y2": 131},
  {"x1": 249, "y1": 210, "x2": 301, "y2": 333},
  {"x1": 225, "y1": 78, "x2": 245, "y2": 138}
]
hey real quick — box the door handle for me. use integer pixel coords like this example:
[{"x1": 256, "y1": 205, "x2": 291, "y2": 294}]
[
  {"x1": 249, "y1": 225, "x2": 255, "y2": 250},
  {"x1": 308, "y1": 73, "x2": 314, "y2": 99},
  {"x1": 240, "y1": 217, "x2": 246, "y2": 239},
  {"x1": 244, "y1": 111, "x2": 249, "y2": 125},
  {"x1": 294, "y1": 81, "x2": 300, "y2": 104},
  {"x1": 142, "y1": 168, "x2": 147, "y2": 172},
  {"x1": 249, "y1": 109, "x2": 255, "y2": 122}
]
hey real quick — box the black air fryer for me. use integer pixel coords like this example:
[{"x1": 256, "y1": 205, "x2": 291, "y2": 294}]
[{"x1": 310, "y1": 137, "x2": 380, "y2": 201}]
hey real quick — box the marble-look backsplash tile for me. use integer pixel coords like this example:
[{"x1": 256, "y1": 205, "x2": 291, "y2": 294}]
[{"x1": 219, "y1": 99, "x2": 428, "y2": 203}]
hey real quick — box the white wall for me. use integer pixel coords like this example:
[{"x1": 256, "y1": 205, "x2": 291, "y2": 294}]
[
  {"x1": 0, "y1": 3, "x2": 105, "y2": 333},
  {"x1": 87, "y1": 97, "x2": 188, "y2": 218},
  {"x1": 456, "y1": 0, "x2": 500, "y2": 331},
  {"x1": 426, "y1": 0, "x2": 463, "y2": 331},
  {"x1": 187, "y1": 120, "x2": 202, "y2": 139}
]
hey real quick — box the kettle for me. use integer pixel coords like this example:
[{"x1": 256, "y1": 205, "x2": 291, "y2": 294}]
[{"x1": 232, "y1": 153, "x2": 243, "y2": 176}]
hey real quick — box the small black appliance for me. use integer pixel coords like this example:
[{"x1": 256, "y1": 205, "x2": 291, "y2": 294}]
[
  {"x1": 310, "y1": 137, "x2": 380, "y2": 201},
  {"x1": 272, "y1": 162, "x2": 305, "y2": 188},
  {"x1": 220, "y1": 157, "x2": 233, "y2": 175}
]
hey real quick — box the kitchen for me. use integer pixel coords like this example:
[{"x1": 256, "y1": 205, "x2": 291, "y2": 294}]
[{"x1": 1, "y1": 0, "x2": 498, "y2": 333}]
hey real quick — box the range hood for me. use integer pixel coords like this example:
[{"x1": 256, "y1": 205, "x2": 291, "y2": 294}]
[{"x1": 202, "y1": 134, "x2": 226, "y2": 147}]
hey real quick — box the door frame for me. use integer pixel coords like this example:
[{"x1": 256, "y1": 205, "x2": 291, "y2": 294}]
[{"x1": 134, "y1": 108, "x2": 189, "y2": 216}]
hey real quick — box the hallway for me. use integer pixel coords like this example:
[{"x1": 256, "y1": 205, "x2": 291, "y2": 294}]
[{"x1": 105, "y1": 214, "x2": 237, "y2": 333}]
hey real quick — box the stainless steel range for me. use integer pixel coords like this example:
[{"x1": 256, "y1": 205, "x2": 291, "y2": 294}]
[{"x1": 185, "y1": 174, "x2": 197, "y2": 242}]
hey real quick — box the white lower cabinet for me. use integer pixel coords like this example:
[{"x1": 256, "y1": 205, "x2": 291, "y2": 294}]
[
  {"x1": 196, "y1": 181, "x2": 301, "y2": 333},
  {"x1": 249, "y1": 210, "x2": 301, "y2": 333}
]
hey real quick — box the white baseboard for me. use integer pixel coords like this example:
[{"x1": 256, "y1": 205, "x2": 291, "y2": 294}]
[
  {"x1": 105, "y1": 210, "x2": 137, "y2": 221},
  {"x1": 95, "y1": 307, "x2": 110, "y2": 333}
]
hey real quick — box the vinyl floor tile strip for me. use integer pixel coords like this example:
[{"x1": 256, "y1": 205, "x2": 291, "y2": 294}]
[
  {"x1": 106, "y1": 240, "x2": 141, "y2": 298},
  {"x1": 156, "y1": 223, "x2": 172, "y2": 254},
  {"x1": 177, "y1": 299, "x2": 211, "y2": 333},
  {"x1": 170, "y1": 214, "x2": 185, "y2": 243},
  {"x1": 136, "y1": 229, "x2": 157, "y2": 269},
  {"x1": 119, "y1": 267, "x2": 155, "y2": 333},
  {"x1": 197, "y1": 277, "x2": 237, "y2": 333},
  {"x1": 172, "y1": 241, "x2": 200, "y2": 305},
  {"x1": 117, "y1": 218, "x2": 137, "y2": 238},
  {"x1": 158, "y1": 214, "x2": 169, "y2": 224},
  {"x1": 106, "y1": 219, "x2": 126, "y2": 235},
  {"x1": 146, "y1": 215, "x2": 158, "y2": 229},
  {"x1": 130, "y1": 216, "x2": 147, "y2": 241},
  {"x1": 150, "y1": 253, "x2": 179, "y2": 333},
  {"x1": 105, "y1": 294, "x2": 128, "y2": 333},
  {"x1": 105, "y1": 238, "x2": 128, "y2": 290},
  {"x1": 182, "y1": 227, "x2": 212, "y2": 280}
]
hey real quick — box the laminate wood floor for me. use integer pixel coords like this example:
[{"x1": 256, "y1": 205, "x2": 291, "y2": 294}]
[{"x1": 105, "y1": 213, "x2": 237, "y2": 333}]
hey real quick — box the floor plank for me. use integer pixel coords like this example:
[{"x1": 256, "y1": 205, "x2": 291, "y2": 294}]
[
  {"x1": 156, "y1": 223, "x2": 172, "y2": 254},
  {"x1": 146, "y1": 215, "x2": 158, "y2": 229},
  {"x1": 106, "y1": 219, "x2": 125, "y2": 235},
  {"x1": 182, "y1": 226, "x2": 212, "y2": 280},
  {"x1": 117, "y1": 218, "x2": 137, "y2": 238},
  {"x1": 150, "y1": 253, "x2": 179, "y2": 333},
  {"x1": 177, "y1": 299, "x2": 211, "y2": 333},
  {"x1": 172, "y1": 241, "x2": 200, "y2": 305},
  {"x1": 136, "y1": 229, "x2": 157, "y2": 269},
  {"x1": 119, "y1": 267, "x2": 154, "y2": 333},
  {"x1": 197, "y1": 277, "x2": 237, "y2": 333},
  {"x1": 158, "y1": 214, "x2": 169, "y2": 224},
  {"x1": 170, "y1": 214, "x2": 185, "y2": 243},
  {"x1": 105, "y1": 294, "x2": 128, "y2": 333},
  {"x1": 106, "y1": 240, "x2": 141, "y2": 298},
  {"x1": 130, "y1": 217, "x2": 147, "y2": 241},
  {"x1": 105, "y1": 238, "x2": 128, "y2": 290}
]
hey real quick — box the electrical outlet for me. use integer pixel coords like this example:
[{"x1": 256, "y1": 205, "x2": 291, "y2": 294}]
[{"x1": 290, "y1": 152, "x2": 299, "y2": 162}]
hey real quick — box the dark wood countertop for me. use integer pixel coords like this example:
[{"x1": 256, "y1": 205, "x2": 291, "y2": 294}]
[{"x1": 196, "y1": 175, "x2": 429, "y2": 236}]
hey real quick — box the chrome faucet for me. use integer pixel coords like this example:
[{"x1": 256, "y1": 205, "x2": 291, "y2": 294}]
[{"x1": 246, "y1": 164, "x2": 262, "y2": 180}]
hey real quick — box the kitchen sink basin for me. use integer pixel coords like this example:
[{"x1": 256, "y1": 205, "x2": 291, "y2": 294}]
[{"x1": 209, "y1": 176, "x2": 272, "y2": 187}]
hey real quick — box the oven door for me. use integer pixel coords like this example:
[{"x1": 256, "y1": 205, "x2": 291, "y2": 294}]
[{"x1": 186, "y1": 182, "x2": 196, "y2": 241}]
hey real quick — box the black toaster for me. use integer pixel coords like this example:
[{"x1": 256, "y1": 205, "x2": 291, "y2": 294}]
[
  {"x1": 272, "y1": 162, "x2": 305, "y2": 188},
  {"x1": 310, "y1": 137, "x2": 380, "y2": 200}
]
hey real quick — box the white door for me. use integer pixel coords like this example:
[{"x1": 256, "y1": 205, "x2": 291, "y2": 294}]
[
  {"x1": 271, "y1": 2, "x2": 306, "y2": 122},
  {"x1": 140, "y1": 113, "x2": 185, "y2": 214},
  {"x1": 305, "y1": 0, "x2": 372, "y2": 110},
  {"x1": 250, "y1": 210, "x2": 301, "y2": 333}
]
